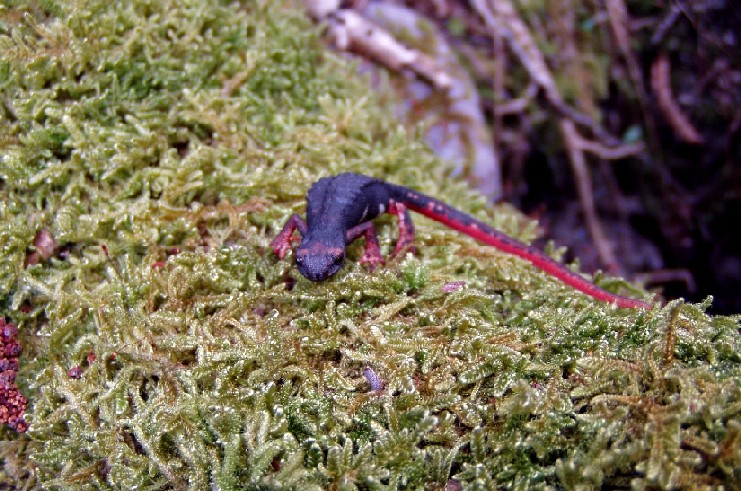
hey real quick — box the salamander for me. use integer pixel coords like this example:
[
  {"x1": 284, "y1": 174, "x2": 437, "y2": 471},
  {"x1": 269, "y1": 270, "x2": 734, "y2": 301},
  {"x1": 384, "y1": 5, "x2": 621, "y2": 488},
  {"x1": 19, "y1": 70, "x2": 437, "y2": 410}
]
[{"x1": 270, "y1": 172, "x2": 652, "y2": 309}]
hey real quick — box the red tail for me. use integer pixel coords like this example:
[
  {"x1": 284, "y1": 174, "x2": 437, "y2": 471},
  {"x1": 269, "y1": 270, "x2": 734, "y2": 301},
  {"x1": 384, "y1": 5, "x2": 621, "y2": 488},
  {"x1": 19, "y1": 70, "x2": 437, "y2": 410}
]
[{"x1": 402, "y1": 197, "x2": 652, "y2": 310}]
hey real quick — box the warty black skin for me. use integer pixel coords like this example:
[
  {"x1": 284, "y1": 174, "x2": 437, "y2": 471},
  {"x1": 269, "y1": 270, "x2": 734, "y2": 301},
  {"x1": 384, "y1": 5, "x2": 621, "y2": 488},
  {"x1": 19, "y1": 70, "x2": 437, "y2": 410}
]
[{"x1": 295, "y1": 173, "x2": 391, "y2": 280}]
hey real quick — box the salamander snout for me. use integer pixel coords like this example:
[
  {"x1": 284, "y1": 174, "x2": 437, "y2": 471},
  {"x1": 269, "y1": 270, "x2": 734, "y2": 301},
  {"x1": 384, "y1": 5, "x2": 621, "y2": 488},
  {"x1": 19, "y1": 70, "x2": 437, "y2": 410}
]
[{"x1": 295, "y1": 244, "x2": 346, "y2": 281}]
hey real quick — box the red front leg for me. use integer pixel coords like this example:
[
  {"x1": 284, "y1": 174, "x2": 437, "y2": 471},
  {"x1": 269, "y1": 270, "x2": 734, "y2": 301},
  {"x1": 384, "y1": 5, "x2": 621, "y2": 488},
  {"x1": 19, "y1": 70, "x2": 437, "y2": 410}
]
[
  {"x1": 270, "y1": 214, "x2": 308, "y2": 258},
  {"x1": 389, "y1": 200, "x2": 416, "y2": 256},
  {"x1": 346, "y1": 222, "x2": 385, "y2": 270}
]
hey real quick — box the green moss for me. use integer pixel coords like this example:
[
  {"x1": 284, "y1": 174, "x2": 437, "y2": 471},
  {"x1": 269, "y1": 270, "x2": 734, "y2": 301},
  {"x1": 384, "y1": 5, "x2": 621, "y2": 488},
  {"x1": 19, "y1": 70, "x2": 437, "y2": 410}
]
[{"x1": 1, "y1": 0, "x2": 739, "y2": 489}]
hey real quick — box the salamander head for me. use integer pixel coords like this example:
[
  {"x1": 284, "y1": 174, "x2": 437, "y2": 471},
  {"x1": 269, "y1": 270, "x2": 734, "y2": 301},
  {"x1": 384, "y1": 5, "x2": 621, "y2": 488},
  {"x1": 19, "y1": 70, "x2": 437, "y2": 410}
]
[{"x1": 295, "y1": 241, "x2": 346, "y2": 281}]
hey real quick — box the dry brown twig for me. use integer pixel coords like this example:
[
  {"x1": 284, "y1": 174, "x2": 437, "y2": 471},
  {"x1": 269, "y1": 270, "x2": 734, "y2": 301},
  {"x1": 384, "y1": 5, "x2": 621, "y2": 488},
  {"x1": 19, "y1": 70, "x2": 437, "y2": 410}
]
[
  {"x1": 304, "y1": 0, "x2": 452, "y2": 91},
  {"x1": 651, "y1": 53, "x2": 704, "y2": 144},
  {"x1": 469, "y1": 0, "x2": 555, "y2": 97},
  {"x1": 561, "y1": 119, "x2": 619, "y2": 272},
  {"x1": 490, "y1": 82, "x2": 539, "y2": 117},
  {"x1": 651, "y1": 3, "x2": 683, "y2": 45}
]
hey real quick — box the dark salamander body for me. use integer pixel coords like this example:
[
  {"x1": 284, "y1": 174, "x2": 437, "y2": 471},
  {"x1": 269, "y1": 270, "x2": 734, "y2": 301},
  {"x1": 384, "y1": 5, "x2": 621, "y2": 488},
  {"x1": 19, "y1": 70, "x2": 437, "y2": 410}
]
[{"x1": 271, "y1": 172, "x2": 652, "y2": 309}]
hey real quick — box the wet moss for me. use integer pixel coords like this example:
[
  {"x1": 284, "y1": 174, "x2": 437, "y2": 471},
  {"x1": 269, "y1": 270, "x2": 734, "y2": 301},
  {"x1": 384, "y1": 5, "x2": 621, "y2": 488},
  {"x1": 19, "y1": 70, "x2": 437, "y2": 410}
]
[{"x1": 1, "y1": 1, "x2": 739, "y2": 489}]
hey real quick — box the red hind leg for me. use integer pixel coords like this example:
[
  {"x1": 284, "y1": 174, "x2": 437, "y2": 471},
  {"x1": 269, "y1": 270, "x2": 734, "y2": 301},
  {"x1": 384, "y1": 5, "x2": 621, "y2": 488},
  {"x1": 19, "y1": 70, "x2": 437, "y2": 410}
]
[{"x1": 389, "y1": 200, "x2": 416, "y2": 256}]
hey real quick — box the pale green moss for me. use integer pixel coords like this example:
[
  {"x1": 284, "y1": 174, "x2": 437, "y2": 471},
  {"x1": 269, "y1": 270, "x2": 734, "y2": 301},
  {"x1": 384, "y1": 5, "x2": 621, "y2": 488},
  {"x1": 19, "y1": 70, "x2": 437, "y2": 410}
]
[{"x1": 1, "y1": 1, "x2": 739, "y2": 490}]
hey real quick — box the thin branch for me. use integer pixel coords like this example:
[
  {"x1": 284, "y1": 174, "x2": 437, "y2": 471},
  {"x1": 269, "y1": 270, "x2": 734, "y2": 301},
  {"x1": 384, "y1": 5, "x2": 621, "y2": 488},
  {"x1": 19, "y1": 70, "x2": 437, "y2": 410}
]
[
  {"x1": 651, "y1": 3, "x2": 683, "y2": 45},
  {"x1": 561, "y1": 119, "x2": 619, "y2": 272},
  {"x1": 305, "y1": 1, "x2": 453, "y2": 91},
  {"x1": 651, "y1": 53, "x2": 704, "y2": 144},
  {"x1": 575, "y1": 136, "x2": 644, "y2": 160}
]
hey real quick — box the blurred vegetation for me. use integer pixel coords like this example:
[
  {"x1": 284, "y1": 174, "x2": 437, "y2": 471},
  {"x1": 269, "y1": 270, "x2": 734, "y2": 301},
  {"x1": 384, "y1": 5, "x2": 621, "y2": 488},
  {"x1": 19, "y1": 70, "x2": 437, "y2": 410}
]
[
  {"x1": 409, "y1": 0, "x2": 741, "y2": 314},
  {"x1": 1, "y1": 0, "x2": 739, "y2": 489}
]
